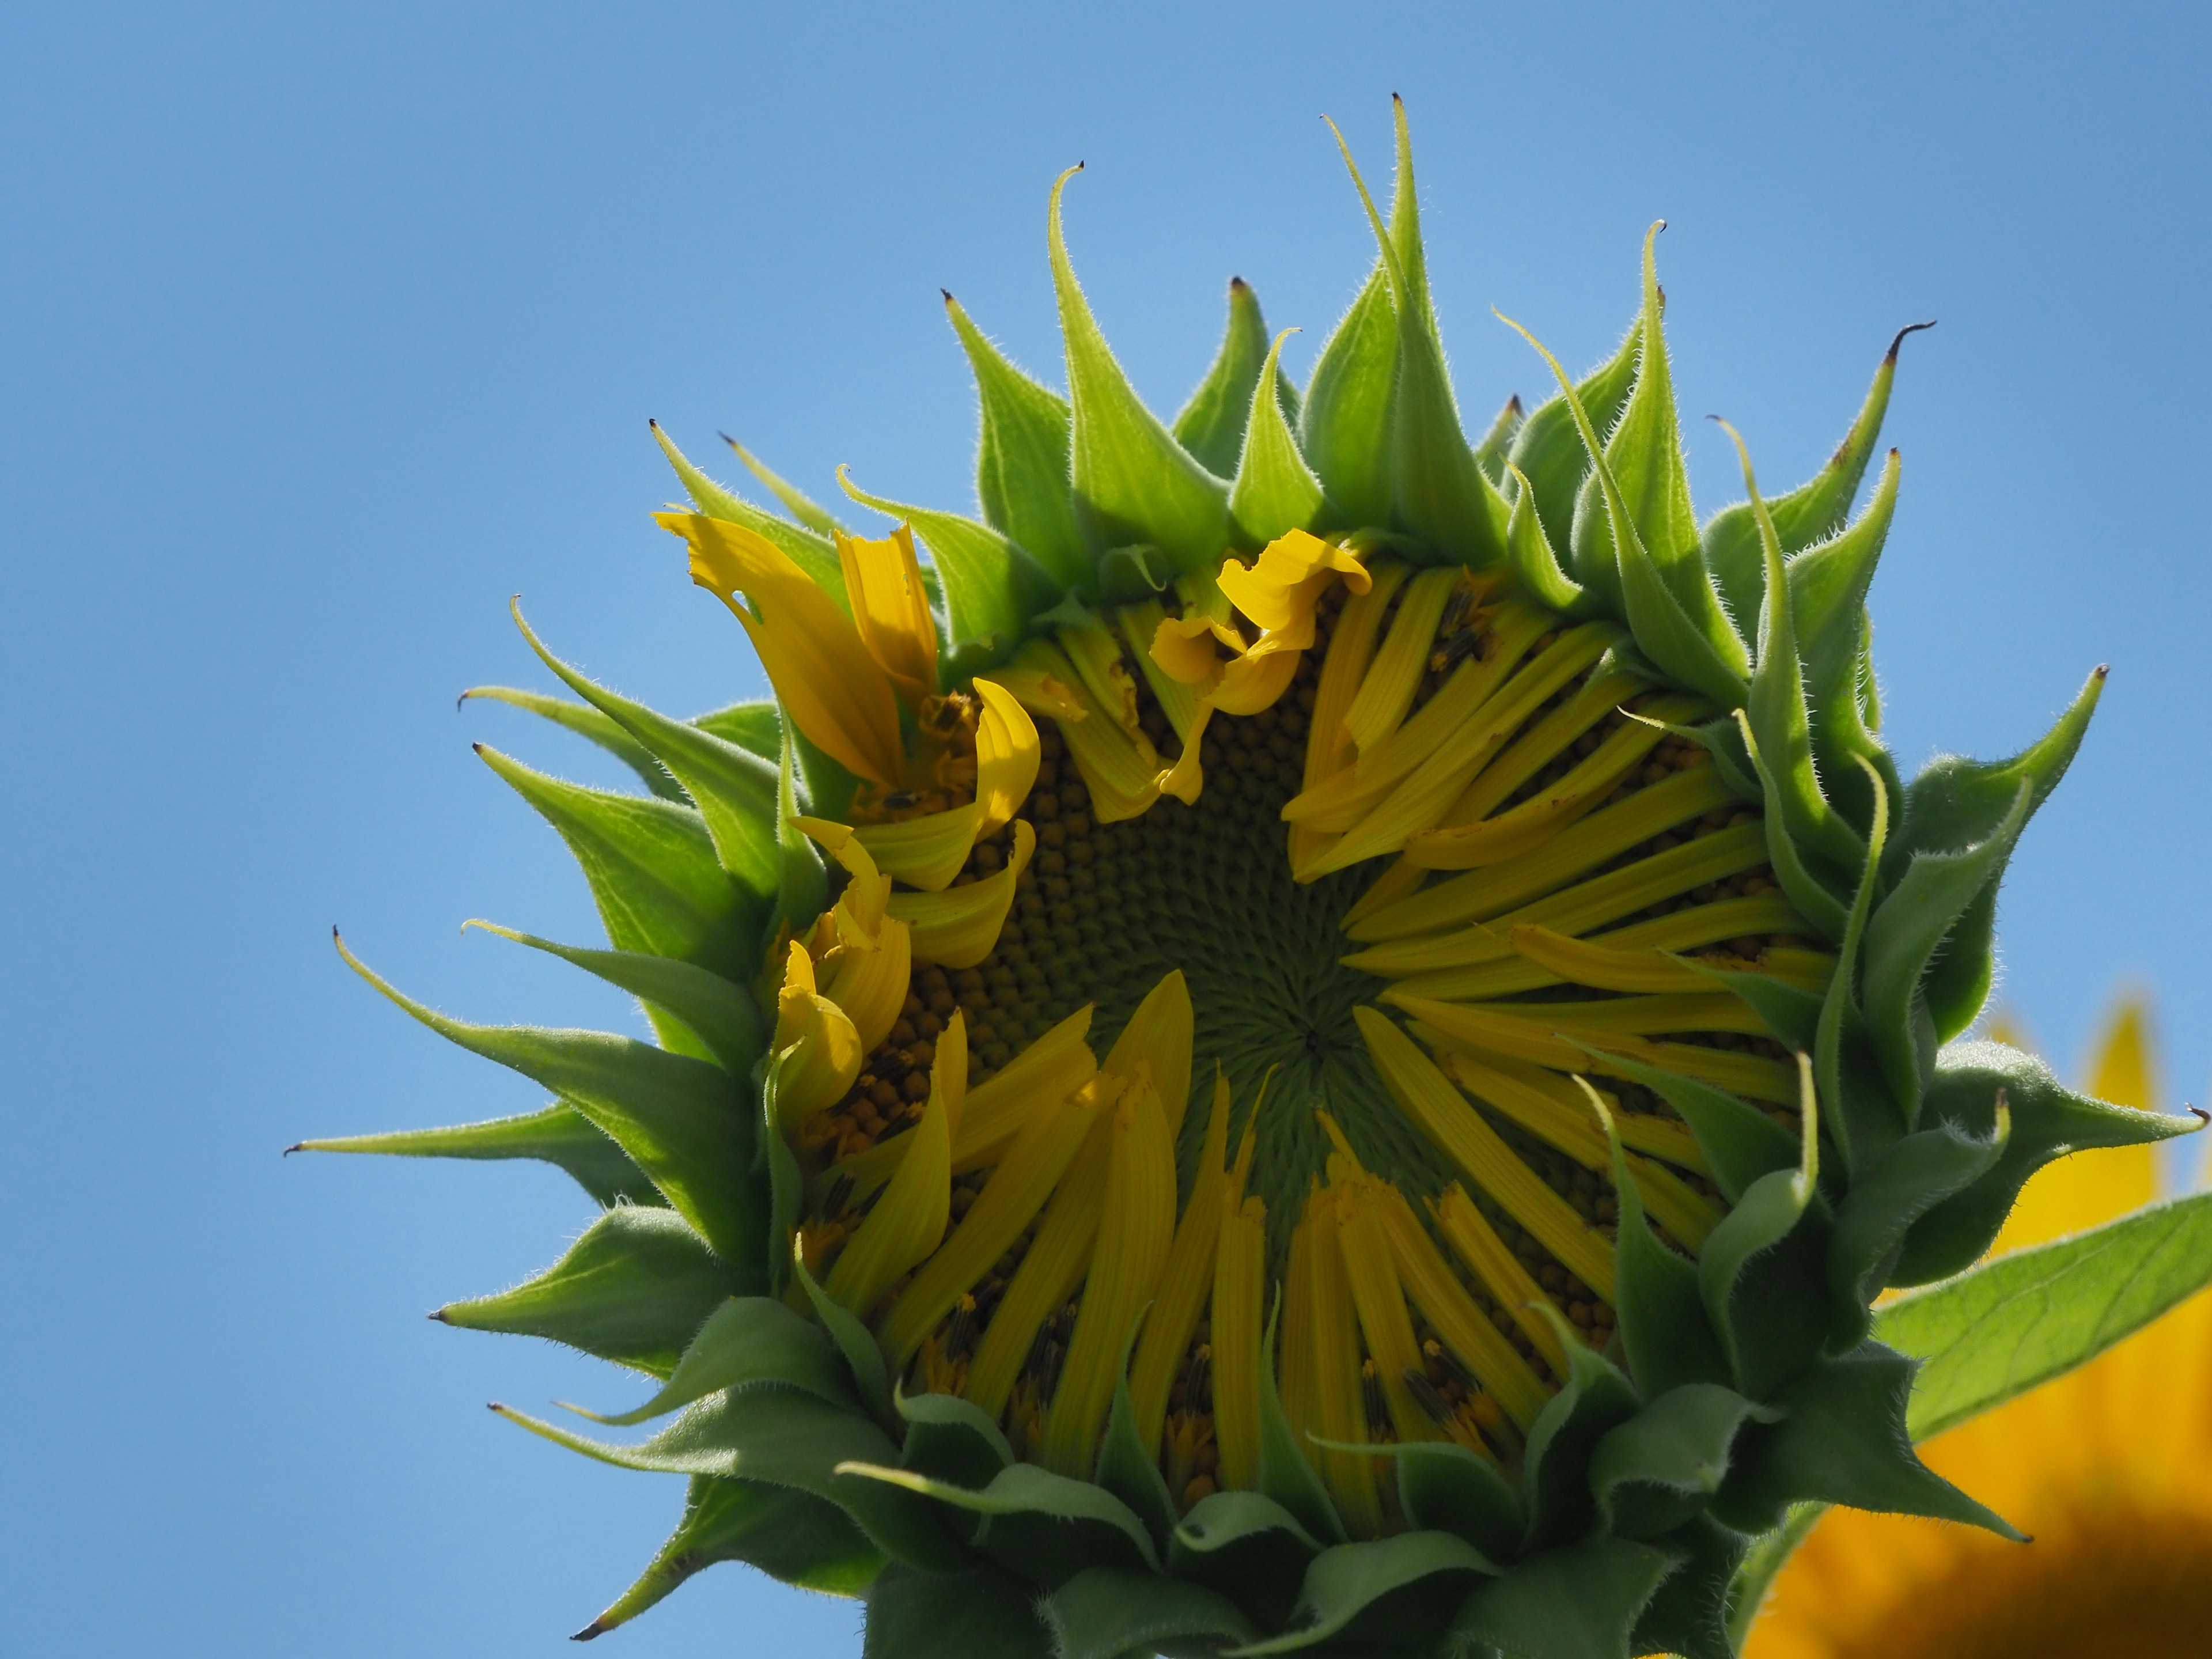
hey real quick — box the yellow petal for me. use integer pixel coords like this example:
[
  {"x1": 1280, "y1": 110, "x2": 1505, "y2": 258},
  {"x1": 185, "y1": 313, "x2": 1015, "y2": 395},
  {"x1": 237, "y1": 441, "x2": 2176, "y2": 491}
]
[
  {"x1": 835, "y1": 524, "x2": 939, "y2": 707},
  {"x1": 1056, "y1": 612, "x2": 1143, "y2": 732},
  {"x1": 1130, "y1": 1067, "x2": 1235, "y2": 1453},
  {"x1": 1210, "y1": 646, "x2": 1301, "y2": 717},
  {"x1": 1211, "y1": 1191, "x2": 1268, "y2": 1492},
  {"x1": 661, "y1": 512, "x2": 904, "y2": 788},
  {"x1": 772, "y1": 939, "x2": 864, "y2": 1138},
  {"x1": 821, "y1": 914, "x2": 912, "y2": 1055},
  {"x1": 1297, "y1": 1187, "x2": 1382, "y2": 1536},
  {"x1": 857, "y1": 804, "x2": 984, "y2": 892},
  {"x1": 1330, "y1": 1173, "x2": 1436, "y2": 1444},
  {"x1": 826, "y1": 1013, "x2": 966, "y2": 1316},
  {"x1": 1149, "y1": 612, "x2": 1238, "y2": 688},
  {"x1": 1116, "y1": 600, "x2": 1205, "y2": 743},
  {"x1": 971, "y1": 677, "x2": 1041, "y2": 836},
  {"x1": 1102, "y1": 969, "x2": 1195, "y2": 1134},
  {"x1": 994, "y1": 664, "x2": 1090, "y2": 722},
  {"x1": 1040, "y1": 1078, "x2": 1179, "y2": 1475},
  {"x1": 1216, "y1": 528, "x2": 1371, "y2": 639},
  {"x1": 887, "y1": 820, "x2": 1035, "y2": 968},
  {"x1": 1426, "y1": 1185, "x2": 1570, "y2": 1405},
  {"x1": 1338, "y1": 566, "x2": 1464, "y2": 762},
  {"x1": 1013, "y1": 639, "x2": 1162, "y2": 823},
  {"x1": 955, "y1": 1005, "x2": 1100, "y2": 1172},
  {"x1": 877, "y1": 1070, "x2": 1112, "y2": 1372}
]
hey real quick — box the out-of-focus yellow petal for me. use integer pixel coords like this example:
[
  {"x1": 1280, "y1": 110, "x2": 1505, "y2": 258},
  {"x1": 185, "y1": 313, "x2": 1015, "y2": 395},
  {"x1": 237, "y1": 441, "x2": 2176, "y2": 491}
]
[
  {"x1": 887, "y1": 820, "x2": 1035, "y2": 967},
  {"x1": 661, "y1": 512, "x2": 905, "y2": 788},
  {"x1": 836, "y1": 524, "x2": 939, "y2": 707},
  {"x1": 825, "y1": 1013, "x2": 966, "y2": 1316},
  {"x1": 1101, "y1": 969, "x2": 1194, "y2": 1134},
  {"x1": 771, "y1": 939, "x2": 863, "y2": 1138},
  {"x1": 1217, "y1": 528, "x2": 1371, "y2": 640},
  {"x1": 1130, "y1": 1068, "x2": 1234, "y2": 1456},
  {"x1": 971, "y1": 677, "x2": 1040, "y2": 836},
  {"x1": 1040, "y1": 1078, "x2": 1178, "y2": 1475},
  {"x1": 877, "y1": 1071, "x2": 1111, "y2": 1371}
]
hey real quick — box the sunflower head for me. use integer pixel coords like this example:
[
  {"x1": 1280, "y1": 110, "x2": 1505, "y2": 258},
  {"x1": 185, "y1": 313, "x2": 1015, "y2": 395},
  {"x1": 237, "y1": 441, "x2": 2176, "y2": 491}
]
[{"x1": 305, "y1": 99, "x2": 2195, "y2": 1659}]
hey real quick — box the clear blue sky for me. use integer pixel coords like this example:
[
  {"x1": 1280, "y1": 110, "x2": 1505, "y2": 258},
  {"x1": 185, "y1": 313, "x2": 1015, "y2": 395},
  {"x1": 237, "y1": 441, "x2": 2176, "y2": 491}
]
[{"x1": 4, "y1": 3, "x2": 2206, "y2": 1654}]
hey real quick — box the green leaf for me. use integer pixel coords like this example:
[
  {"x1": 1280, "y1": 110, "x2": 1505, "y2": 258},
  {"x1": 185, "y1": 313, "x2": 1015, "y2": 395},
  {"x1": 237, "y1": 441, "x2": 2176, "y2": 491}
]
[
  {"x1": 1700, "y1": 325, "x2": 1926, "y2": 631},
  {"x1": 723, "y1": 435, "x2": 844, "y2": 537},
  {"x1": 578, "y1": 1475, "x2": 882, "y2": 1637},
  {"x1": 863, "y1": 1563, "x2": 1052, "y2": 1659},
  {"x1": 1174, "y1": 276, "x2": 1286, "y2": 478},
  {"x1": 689, "y1": 699, "x2": 783, "y2": 763},
  {"x1": 1255, "y1": 1301, "x2": 1348, "y2": 1546},
  {"x1": 944, "y1": 290, "x2": 1092, "y2": 596},
  {"x1": 509, "y1": 603, "x2": 781, "y2": 899},
  {"x1": 1710, "y1": 1342, "x2": 2018, "y2": 1539},
  {"x1": 1050, "y1": 165, "x2": 1231, "y2": 575},
  {"x1": 459, "y1": 685, "x2": 684, "y2": 802},
  {"x1": 1327, "y1": 105, "x2": 1508, "y2": 568},
  {"x1": 463, "y1": 919, "x2": 763, "y2": 1075},
  {"x1": 1505, "y1": 316, "x2": 1639, "y2": 560},
  {"x1": 1518, "y1": 1306, "x2": 1640, "y2": 1551},
  {"x1": 838, "y1": 1459, "x2": 1158, "y2": 1587},
  {"x1": 838, "y1": 467, "x2": 1063, "y2": 669},
  {"x1": 1229, "y1": 327, "x2": 1326, "y2": 546},
  {"x1": 338, "y1": 934, "x2": 766, "y2": 1281},
  {"x1": 567, "y1": 1295, "x2": 855, "y2": 1426},
  {"x1": 897, "y1": 1388, "x2": 1014, "y2": 1491},
  {"x1": 290, "y1": 1101, "x2": 660, "y2": 1209},
  {"x1": 436, "y1": 1205, "x2": 739, "y2": 1377},
  {"x1": 1230, "y1": 1531, "x2": 1496, "y2": 1656},
  {"x1": 1814, "y1": 757, "x2": 1903, "y2": 1178},
  {"x1": 1169, "y1": 1491, "x2": 1322, "y2": 1633},
  {"x1": 475, "y1": 743, "x2": 764, "y2": 980},
  {"x1": 650, "y1": 420, "x2": 850, "y2": 610},
  {"x1": 1048, "y1": 1567, "x2": 1256, "y2": 1659},
  {"x1": 1590, "y1": 1384, "x2": 1775, "y2": 1540},
  {"x1": 1785, "y1": 450, "x2": 1900, "y2": 738},
  {"x1": 1298, "y1": 263, "x2": 1396, "y2": 531},
  {"x1": 1730, "y1": 710, "x2": 1849, "y2": 944},
  {"x1": 498, "y1": 1388, "x2": 965, "y2": 1570},
  {"x1": 1879, "y1": 1187, "x2": 2212, "y2": 1442},
  {"x1": 1448, "y1": 1536, "x2": 1680, "y2": 1659},
  {"x1": 1825, "y1": 1117, "x2": 2005, "y2": 1348},
  {"x1": 759, "y1": 1065, "x2": 803, "y2": 1298},
  {"x1": 1685, "y1": 957, "x2": 1825, "y2": 1054},
  {"x1": 794, "y1": 1242, "x2": 898, "y2": 1431},
  {"x1": 1893, "y1": 1039, "x2": 2204, "y2": 1285}
]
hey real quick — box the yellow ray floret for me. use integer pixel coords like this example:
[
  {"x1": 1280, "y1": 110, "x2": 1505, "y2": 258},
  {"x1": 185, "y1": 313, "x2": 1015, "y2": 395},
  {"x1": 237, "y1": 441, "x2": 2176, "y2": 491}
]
[
  {"x1": 792, "y1": 822, "x2": 910, "y2": 1053},
  {"x1": 1100, "y1": 969, "x2": 1195, "y2": 1135},
  {"x1": 771, "y1": 941, "x2": 863, "y2": 1140},
  {"x1": 1215, "y1": 528, "x2": 1372, "y2": 645},
  {"x1": 886, "y1": 820, "x2": 1036, "y2": 968},
  {"x1": 662, "y1": 512, "x2": 905, "y2": 789},
  {"x1": 1290, "y1": 1187, "x2": 1382, "y2": 1536},
  {"x1": 827, "y1": 1012, "x2": 967, "y2": 1317},
  {"x1": 1129, "y1": 1067, "x2": 1237, "y2": 1454},
  {"x1": 835, "y1": 524, "x2": 939, "y2": 709}
]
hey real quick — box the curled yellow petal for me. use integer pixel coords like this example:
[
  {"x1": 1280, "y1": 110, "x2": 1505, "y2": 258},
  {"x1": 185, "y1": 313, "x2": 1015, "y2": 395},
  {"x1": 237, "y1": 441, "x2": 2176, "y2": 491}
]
[
  {"x1": 1149, "y1": 612, "x2": 1240, "y2": 688},
  {"x1": 856, "y1": 804, "x2": 984, "y2": 893},
  {"x1": 821, "y1": 914, "x2": 911, "y2": 1055},
  {"x1": 1040, "y1": 1077, "x2": 1178, "y2": 1475},
  {"x1": 1217, "y1": 528, "x2": 1370, "y2": 641},
  {"x1": 1055, "y1": 611, "x2": 1143, "y2": 733},
  {"x1": 993, "y1": 664, "x2": 1090, "y2": 722},
  {"x1": 661, "y1": 512, "x2": 905, "y2": 788},
  {"x1": 1210, "y1": 646, "x2": 1300, "y2": 716},
  {"x1": 1013, "y1": 638, "x2": 1161, "y2": 823},
  {"x1": 825, "y1": 1013, "x2": 967, "y2": 1317},
  {"x1": 972, "y1": 678, "x2": 1040, "y2": 837},
  {"x1": 836, "y1": 524, "x2": 939, "y2": 707},
  {"x1": 887, "y1": 820, "x2": 1035, "y2": 968},
  {"x1": 772, "y1": 940, "x2": 863, "y2": 1139}
]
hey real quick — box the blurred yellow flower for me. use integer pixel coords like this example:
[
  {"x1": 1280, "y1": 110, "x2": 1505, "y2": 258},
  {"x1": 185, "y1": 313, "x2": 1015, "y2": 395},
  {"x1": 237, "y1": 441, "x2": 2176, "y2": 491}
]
[{"x1": 1748, "y1": 996, "x2": 2212, "y2": 1659}]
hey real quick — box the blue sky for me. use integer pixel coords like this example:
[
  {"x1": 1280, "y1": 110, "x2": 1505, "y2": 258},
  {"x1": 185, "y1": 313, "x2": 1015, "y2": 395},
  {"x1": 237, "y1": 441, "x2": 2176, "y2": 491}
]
[{"x1": 3, "y1": 3, "x2": 2207, "y2": 1653}]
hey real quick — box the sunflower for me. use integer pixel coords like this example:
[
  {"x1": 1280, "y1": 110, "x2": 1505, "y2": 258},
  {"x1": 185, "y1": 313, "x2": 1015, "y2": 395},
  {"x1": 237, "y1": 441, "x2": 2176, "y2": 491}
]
[
  {"x1": 301, "y1": 101, "x2": 2192, "y2": 1659},
  {"x1": 1748, "y1": 996, "x2": 2212, "y2": 1659}
]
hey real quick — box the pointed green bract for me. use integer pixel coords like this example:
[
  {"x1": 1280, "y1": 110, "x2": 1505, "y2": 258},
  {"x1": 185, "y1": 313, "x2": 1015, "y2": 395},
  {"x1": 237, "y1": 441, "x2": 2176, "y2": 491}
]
[
  {"x1": 838, "y1": 467, "x2": 1060, "y2": 668},
  {"x1": 293, "y1": 1102, "x2": 659, "y2": 1209},
  {"x1": 1228, "y1": 1531, "x2": 1493, "y2": 1655},
  {"x1": 460, "y1": 685, "x2": 685, "y2": 801},
  {"x1": 1508, "y1": 318, "x2": 1640, "y2": 558},
  {"x1": 1049, "y1": 165, "x2": 1231, "y2": 574},
  {"x1": 1300, "y1": 264, "x2": 1397, "y2": 529},
  {"x1": 690, "y1": 699, "x2": 783, "y2": 763},
  {"x1": 1472, "y1": 393, "x2": 1524, "y2": 485},
  {"x1": 1174, "y1": 277, "x2": 1289, "y2": 477},
  {"x1": 1048, "y1": 1566, "x2": 1256, "y2": 1659},
  {"x1": 1230, "y1": 329, "x2": 1326, "y2": 546},
  {"x1": 438, "y1": 1204, "x2": 741, "y2": 1377},
  {"x1": 771, "y1": 724, "x2": 829, "y2": 952},
  {"x1": 1450, "y1": 1538, "x2": 1680, "y2": 1659},
  {"x1": 725, "y1": 436, "x2": 845, "y2": 537},
  {"x1": 944, "y1": 292, "x2": 1091, "y2": 595},
  {"x1": 566, "y1": 1294, "x2": 856, "y2": 1426},
  {"x1": 1501, "y1": 460, "x2": 1584, "y2": 611},
  {"x1": 650, "y1": 421, "x2": 850, "y2": 609}
]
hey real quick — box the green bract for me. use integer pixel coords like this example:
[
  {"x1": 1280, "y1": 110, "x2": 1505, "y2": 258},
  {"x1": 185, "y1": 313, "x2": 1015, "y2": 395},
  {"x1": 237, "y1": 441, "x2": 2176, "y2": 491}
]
[{"x1": 304, "y1": 99, "x2": 2199, "y2": 1658}]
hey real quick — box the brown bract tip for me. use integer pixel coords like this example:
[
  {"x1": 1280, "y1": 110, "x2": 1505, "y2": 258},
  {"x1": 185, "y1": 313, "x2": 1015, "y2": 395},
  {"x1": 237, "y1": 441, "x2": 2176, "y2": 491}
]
[
  {"x1": 429, "y1": 1308, "x2": 450, "y2": 1322},
  {"x1": 282, "y1": 1143, "x2": 304, "y2": 1156},
  {"x1": 471, "y1": 741, "x2": 485, "y2": 755},
  {"x1": 940, "y1": 287, "x2": 953, "y2": 304},
  {"x1": 2188, "y1": 1105, "x2": 2208, "y2": 1126},
  {"x1": 1229, "y1": 275, "x2": 1249, "y2": 293},
  {"x1": 1507, "y1": 393, "x2": 1524, "y2": 415},
  {"x1": 2094, "y1": 664, "x2": 2110, "y2": 679},
  {"x1": 647, "y1": 417, "x2": 661, "y2": 431},
  {"x1": 1887, "y1": 320, "x2": 1938, "y2": 363},
  {"x1": 572, "y1": 1619, "x2": 609, "y2": 1642}
]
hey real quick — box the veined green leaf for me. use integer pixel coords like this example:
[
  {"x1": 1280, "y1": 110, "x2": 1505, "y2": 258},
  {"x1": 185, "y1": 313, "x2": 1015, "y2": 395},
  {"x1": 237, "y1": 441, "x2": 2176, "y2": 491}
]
[
  {"x1": 1050, "y1": 165, "x2": 1231, "y2": 575},
  {"x1": 510, "y1": 603, "x2": 781, "y2": 899},
  {"x1": 290, "y1": 1101, "x2": 659, "y2": 1210},
  {"x1": 1174, "y1": 276, "x2": 1291, "y2": 477},
  {"x1": 1702, "y1": 323, "x2": 1930, "y2": 628},
  {"x1": 1506, "y1": 316, "x2": 1639, "y2": 562},
  {"x1": 474, "y1": 743, "x2": 763, "y2": 980},
  {"x1": 1299, "y1": 263, "x2": 1397, "y2": 531},
  {"x1": 1048, "y1": 1567, "x2": 1256, "y2": 1659},
  {"x1": 650, "y1": 421, "x2": 849, "y2": 611},
  {"x1": 724, "y1": 435, "x2": 844, "y2": 537},
  {"x1": 565, "y1": 1294, "x2": 856, "y2": 1426},
  {"x1": 337, "y1": 934, "x2": 765, "y2": 1279},
  {"x1": 837, "y1": 467, "x2": 1061, "y2": 668},
  {"x1": 578, "y1": 1475, "x2": 882, "y2": 1637},
  {"x1": 863, "y1": 1563, "x2": 1052, "y2": 1659},
  {"x1": 1880, "y1": 1187, "x2": 2212, "y2": 1442},
  {"x1": 1229, "y1": 328, "x2": 1325, "y2": 546},
  {"x1": 463, "y1": 919, "x2": 763, "y2": 1074},
  {"x1": 944, "y1": 291, "x2": 1090, "y2": 596},
  {"x1": 437, "y1": 1203, "x2": 739, "y2": 1377},
  {"x1": 459, "y1": 685, "x2": 683, "y2": 801}
]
